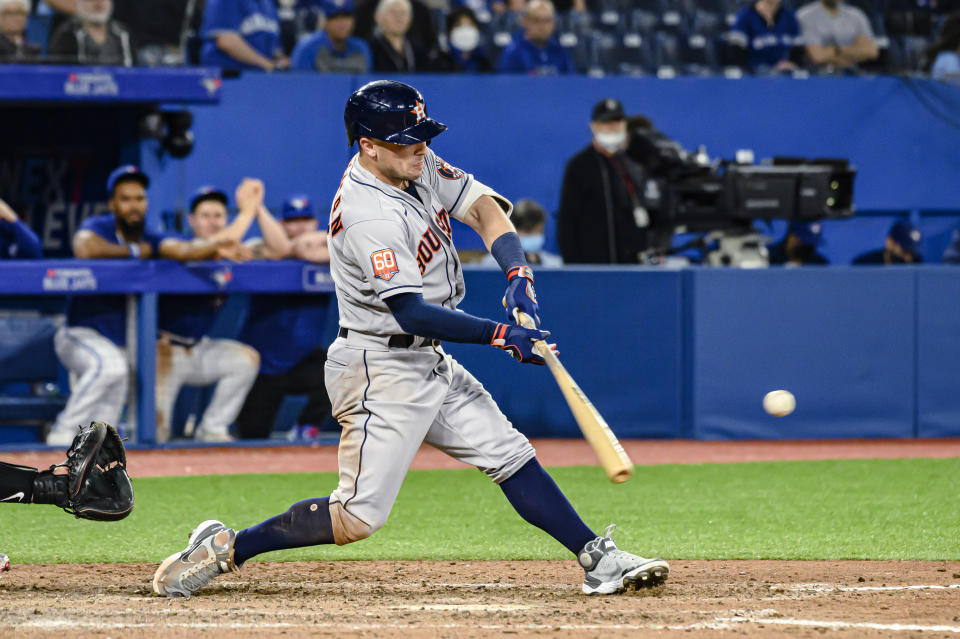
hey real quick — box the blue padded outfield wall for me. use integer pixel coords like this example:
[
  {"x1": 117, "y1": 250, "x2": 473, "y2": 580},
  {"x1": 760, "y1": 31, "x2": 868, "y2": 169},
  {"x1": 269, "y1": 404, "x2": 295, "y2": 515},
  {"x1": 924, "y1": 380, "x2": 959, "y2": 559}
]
[
  {"x1": 450, "y1": 266, "x2": 958, "y2": 440},
  {"x1": 144, "y1": 74, "x2": 960, "y2": 256}
]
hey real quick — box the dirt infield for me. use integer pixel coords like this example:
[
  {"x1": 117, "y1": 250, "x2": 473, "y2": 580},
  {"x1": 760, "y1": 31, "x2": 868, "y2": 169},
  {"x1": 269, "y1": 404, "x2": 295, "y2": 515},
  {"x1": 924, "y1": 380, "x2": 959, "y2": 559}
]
[
  {"x1": 3, "y1": 439, "x2": 959, "y2": 637},
  {"x1": 2, "y1": 560, "x2": 960, "y2": 637},
  {"x1": 7, "y1": 437, "x2": 960, "y2": 478}
]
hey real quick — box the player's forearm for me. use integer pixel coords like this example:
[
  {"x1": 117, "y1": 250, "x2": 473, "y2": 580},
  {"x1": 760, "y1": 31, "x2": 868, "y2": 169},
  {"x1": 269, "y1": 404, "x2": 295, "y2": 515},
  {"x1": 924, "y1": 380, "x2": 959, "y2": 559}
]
[
  {"x1": 1, "y1": 220, "x2": 41, "y2": 258},
  {"x1": 215, "y1": 32, "x2": 275, "y2": 71},
  {"x1": 157, "y1": 239, "x2": 220, "y2": 262},
  {"x1": 73, "y1": 232, "x2": 135, "y2": 259},
  {"x1": 256, "y1": 206, "x2": 294, "y2": 259},
  {"x1": 208, "y1": 208, "x2": 257, "y2": 245},
  {"x1": 463, "y1": 195, "x2": 515, "y2": 250},
  {"x1": 385, "y1": 292, "x2": 498, "y2": 344}
]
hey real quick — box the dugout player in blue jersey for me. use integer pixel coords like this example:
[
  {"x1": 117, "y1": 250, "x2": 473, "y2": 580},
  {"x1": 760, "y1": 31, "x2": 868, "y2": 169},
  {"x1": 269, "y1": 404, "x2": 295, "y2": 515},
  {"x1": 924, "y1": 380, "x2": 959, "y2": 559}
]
[
  {"x1": 200, "y1": 0, "x2": 290, "y2": 72},
  {"x1": 234, "y1": 194, "x2": 332, "y2": 439},
  {"x1": 0, "y1": 196, "x2": 41, "y2": 259},
  {"x1": 154, "y1": 183, "x2": 264, "y2": 443},
  {"x1": 48, "y1": 166, "x2": 254, "y2": 446}
]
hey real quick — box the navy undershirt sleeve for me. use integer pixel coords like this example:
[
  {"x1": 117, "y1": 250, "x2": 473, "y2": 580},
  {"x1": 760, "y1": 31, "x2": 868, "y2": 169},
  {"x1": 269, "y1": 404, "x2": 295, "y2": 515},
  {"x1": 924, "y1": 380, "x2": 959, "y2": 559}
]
[
  {"x1": 489, "y1": 231, "x2": 527, "y2": 274},
  {"x1": 385, "y1": 292, "x2": 499, "y2": 344}
]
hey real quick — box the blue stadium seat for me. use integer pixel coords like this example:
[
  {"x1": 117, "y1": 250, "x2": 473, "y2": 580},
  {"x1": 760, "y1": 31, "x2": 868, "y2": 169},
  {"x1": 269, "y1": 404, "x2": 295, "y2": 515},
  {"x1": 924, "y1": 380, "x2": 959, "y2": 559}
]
[
  {"x1": 691, "y1": 8, "x2": 725, "y2": 38},
  {"x1": 682, "y1": 33, "x2": 718, "y2": 75},
  {"x1": 595, "y1": 32, "x2": 654, "y2": 75},
  {"x1": 25, "y1": 13, "x2": 51, "y2": 54},
  {"x1": 653, "y1": 32, "x2": 681, "y2": 76}
]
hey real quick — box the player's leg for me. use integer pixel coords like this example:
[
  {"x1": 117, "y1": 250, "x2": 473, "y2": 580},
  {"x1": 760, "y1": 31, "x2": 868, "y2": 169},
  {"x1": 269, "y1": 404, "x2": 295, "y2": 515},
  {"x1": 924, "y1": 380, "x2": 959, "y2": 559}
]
[
  {"x1": 185, "y1": 338, "x2": 259, "y2": 442},
  {"x1": 232, "y1": 371, "x2": 288, "y2": 439},
  {"x1": 154, "y1": 339, "x2": 190, "y2": 443},
  {"x1": 426, "y1": 352, "x2": 668, "y2": 595},
  {"x1": 49, "y1": 327, "x2": 128, "y2": 446},
  {"x1": 153, "y1": 345, "x2": 446, "y2": 597}
]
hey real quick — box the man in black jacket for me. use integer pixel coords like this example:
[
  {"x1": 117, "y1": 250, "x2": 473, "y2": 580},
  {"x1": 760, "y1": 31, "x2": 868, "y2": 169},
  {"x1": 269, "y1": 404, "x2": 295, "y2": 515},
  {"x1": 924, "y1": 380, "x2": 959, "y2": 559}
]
[{"x1": 557, "y1": 98, "x2": 657, "y2": 264}]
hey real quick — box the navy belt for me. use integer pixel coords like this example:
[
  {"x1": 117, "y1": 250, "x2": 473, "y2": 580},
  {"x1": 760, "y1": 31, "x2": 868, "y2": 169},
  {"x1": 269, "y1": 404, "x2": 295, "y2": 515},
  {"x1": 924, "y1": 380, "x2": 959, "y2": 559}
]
[{"x1": 338, "y1": 327, "x2": 439, "y2": 349}]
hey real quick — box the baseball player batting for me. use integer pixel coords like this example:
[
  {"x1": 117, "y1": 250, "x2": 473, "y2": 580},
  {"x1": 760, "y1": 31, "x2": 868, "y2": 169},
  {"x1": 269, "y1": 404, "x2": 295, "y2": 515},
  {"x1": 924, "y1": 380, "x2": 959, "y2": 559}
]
[{"x1": 152, "y1": 80, "x2": 668, "y2": 597}]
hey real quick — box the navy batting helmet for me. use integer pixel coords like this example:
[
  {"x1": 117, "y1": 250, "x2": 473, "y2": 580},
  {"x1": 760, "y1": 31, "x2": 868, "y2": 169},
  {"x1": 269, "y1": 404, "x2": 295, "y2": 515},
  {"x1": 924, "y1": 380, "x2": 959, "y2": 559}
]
[{"x1": 344, "y1": 80, "x2": 447, "y2": 147}]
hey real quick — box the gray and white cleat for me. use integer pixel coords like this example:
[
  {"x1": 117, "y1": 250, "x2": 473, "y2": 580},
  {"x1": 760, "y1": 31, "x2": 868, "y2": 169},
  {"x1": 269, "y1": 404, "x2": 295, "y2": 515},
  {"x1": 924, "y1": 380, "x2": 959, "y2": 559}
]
[
  {"x1": 579, "y1": 524, "x2": 669, "y2": 595},
  {"x1": 152, "y1": 519, "x2": 238, "y2": 598}
]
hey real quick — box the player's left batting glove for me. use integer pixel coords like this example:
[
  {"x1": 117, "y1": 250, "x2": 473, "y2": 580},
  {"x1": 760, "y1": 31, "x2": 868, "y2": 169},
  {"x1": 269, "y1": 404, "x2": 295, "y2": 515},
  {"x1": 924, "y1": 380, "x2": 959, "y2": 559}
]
[
  {"x1": 490, "y1": 323, "x2": 552, "y2": 365},
  {"x1": 503, "y1": 266, "x2": 539, "y2": 327}
]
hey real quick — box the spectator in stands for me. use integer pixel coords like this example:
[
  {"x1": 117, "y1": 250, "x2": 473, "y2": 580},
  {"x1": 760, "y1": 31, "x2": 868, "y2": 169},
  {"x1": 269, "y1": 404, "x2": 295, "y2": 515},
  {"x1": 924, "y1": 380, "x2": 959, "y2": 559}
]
[
  {"x1": 852, "y1": 220, "x2": 923, "y2": 265},
  {"x1": 557, "y1": 98, "x2": 658, "y2": 264},
  {"x1": 0, "y1": 0, "x2": 40, "y2": 61},
  {"x1": 367, "y1": 0, "x2": 435, "y2": 72},
  {"x1": 496, "y1": 0, "x2": 573, "y2": 75},
  {"x1": 729, "y1": 0, "x2": 800, "y2": 74},
  {"x1": 234, "y1": 194, "x2": 332, "y2": 440},
  {"x1": 200, "y1": 0, "x2": 289, "y2": 72},
  {"x1": 154, "y1": 183, "x2": 263, "y2": 443},
  {"x1": 767, "y1": 221, "x2": 829, "y2": 266},
  {"x1": 291, "y1": 0, "x2": 371, "y2": 73},
  {"x1": 48, "y1": 0, "x2": 136, "y2": 66},
  {"x1": 47, "y1": 166, "x2": 253, "y2": 446},
  {"x1": 111, "y1": 0, "x2": 196, "y2": 66},
  {"x1": 483, "y1": 199, "x2": 562, "y2": 267},
  {"x1": 353, "y1": 0, "x2": 438, "y2": 56},
  {"x1": 797, "y1": 0, "x2": 878, "y2": 71},
  {"x1": 437, "y1": 6, "x2": 493, "y2": 73},
  {"x1": 0, "y1": 196, "x2": 41, "y2": 258},
  {"x1": 926, "y1": 12, "x2": 960, "y2": 82}
]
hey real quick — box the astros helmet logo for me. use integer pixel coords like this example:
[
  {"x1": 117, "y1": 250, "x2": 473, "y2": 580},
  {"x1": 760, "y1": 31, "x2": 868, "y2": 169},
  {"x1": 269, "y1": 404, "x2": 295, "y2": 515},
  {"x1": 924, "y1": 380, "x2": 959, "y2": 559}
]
[{"x1": 410, "y1": 100, "x2": 426, "y2": 124}]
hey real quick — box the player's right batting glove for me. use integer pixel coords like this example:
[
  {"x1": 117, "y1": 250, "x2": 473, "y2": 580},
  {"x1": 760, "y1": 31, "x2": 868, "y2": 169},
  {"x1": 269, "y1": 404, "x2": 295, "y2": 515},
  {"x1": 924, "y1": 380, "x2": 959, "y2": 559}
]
[
  {"x1": 503, "y1": 266, "x2": 540, "y2": 327},
  {"x1": 490, "y1": 323, "x2": 551, "y2": 365}
]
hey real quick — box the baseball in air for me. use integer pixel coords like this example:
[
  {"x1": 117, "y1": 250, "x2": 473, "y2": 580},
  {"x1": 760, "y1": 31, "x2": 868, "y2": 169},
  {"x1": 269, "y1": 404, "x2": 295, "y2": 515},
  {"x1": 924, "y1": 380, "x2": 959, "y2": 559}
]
[{"x1": 763, "y1": 390, "x2": 796, "y2": 417}]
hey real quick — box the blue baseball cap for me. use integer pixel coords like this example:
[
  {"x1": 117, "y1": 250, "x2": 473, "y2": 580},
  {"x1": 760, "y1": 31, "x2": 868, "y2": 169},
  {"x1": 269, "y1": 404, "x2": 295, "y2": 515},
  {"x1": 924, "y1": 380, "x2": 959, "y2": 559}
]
[
  {"x1": 280, "y1": 195, "x2": 314, "y2": 220},
  {"x1": 889, "y1": 220, "x2": 922, "y2": 257},
  {"x1": 320, "y1": 0, "x2": 353, "y2": 17},
  {"x1": 788, "y1": 221, "x2": 824, "y2": 246},
  {"x1": 107, "y1": 165, "x2": 149, "y2": 196},
  {"x1": 189, "y1": 186, "x2": 229, "y2": 213}
]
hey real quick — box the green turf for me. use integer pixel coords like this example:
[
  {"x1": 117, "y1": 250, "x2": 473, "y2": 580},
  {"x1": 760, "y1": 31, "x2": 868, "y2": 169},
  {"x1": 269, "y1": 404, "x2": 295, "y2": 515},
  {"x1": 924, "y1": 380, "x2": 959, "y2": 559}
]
[{"x1": 2, "y1": 458, "x2": 958, "y2": 564}]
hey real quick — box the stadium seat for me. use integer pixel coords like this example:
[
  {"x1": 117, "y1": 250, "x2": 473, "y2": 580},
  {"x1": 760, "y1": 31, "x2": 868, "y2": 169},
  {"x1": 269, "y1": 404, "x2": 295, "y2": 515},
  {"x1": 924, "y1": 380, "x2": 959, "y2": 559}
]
[
  {"x1": 25, "y1": 13, "x2": 51, "y2": 55},
  {"x1": 653, "y1": 31, "x2": 681, "y2": 76},
  {"x1": 682, "y1": 33, "x2": 718, "y2": 75},
  {"x1": 898, "y1": 34, "x2": 932, "y2": 69},
  {"x1": 885, "y1": 10, "x2": 936, "y2": 36}
]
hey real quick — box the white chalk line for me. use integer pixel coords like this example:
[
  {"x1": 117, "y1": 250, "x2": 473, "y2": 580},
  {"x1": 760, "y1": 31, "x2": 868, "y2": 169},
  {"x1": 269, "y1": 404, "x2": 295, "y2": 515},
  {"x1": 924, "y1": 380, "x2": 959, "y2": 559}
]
[
  {"x1": 10, "y1": 614, "x2": 960, "y2": 633},
  {"x1": 786, "y1": 583, "x2": 960, "y2": 593}
]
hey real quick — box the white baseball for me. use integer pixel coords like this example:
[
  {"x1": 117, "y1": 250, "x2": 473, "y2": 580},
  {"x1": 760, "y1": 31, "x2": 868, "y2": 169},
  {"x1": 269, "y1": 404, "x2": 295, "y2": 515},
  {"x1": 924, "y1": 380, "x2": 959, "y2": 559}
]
[{"x1": 763, "y1": 390, "x2": 796, "y2": 417}]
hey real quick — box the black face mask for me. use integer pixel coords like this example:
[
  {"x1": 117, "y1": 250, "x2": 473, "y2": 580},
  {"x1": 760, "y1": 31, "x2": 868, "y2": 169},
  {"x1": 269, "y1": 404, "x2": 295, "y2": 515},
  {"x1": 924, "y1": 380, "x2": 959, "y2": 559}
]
[
  {"x1": 116, "y1": 216, "x2": 145, "y2": 240},
  {"x1": 790, "y1": 243, "x2": 816, "y2": 263}
]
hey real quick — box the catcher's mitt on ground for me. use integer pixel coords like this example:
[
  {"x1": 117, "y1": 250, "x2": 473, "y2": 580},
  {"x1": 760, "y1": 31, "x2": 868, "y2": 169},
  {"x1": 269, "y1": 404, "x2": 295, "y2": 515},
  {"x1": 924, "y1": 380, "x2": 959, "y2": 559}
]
[{"x1": 33, "y1": 422, "x2": 134, "y2": 521}]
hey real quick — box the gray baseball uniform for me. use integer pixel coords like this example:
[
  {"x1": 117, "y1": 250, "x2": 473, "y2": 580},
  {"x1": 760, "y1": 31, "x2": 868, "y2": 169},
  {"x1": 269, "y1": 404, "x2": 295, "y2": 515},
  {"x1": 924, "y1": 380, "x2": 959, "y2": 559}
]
[{"x1": 323, "y1": 150, "x2": 536, "y2": 545}]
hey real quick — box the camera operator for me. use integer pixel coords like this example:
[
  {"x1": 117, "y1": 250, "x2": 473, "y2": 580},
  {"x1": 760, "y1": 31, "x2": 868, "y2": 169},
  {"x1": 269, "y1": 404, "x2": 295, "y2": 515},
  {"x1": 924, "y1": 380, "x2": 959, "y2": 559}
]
[
  {"x1": 768, "y1": 221, "x2": 830, "y2": 266},
  {"x1": 557, "y1": 99, "x2": 663, "y2": 264}
]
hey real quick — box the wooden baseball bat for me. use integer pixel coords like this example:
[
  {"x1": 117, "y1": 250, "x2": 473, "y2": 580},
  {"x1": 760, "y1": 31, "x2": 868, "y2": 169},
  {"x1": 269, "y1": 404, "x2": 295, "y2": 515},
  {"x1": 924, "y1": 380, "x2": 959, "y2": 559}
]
[{"x1": 515, "y1": 311, "x2": 634, "y2": 483}]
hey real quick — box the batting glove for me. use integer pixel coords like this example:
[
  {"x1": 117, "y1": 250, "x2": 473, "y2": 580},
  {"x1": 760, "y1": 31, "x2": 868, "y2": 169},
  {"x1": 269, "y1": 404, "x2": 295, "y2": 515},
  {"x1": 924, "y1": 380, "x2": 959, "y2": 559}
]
[
  {"x1": 504, "y1": 265, "x2": 540, "y2": 328},
  {"x1": 490, "y1": 322, "x2": 552, "y2": 365}
]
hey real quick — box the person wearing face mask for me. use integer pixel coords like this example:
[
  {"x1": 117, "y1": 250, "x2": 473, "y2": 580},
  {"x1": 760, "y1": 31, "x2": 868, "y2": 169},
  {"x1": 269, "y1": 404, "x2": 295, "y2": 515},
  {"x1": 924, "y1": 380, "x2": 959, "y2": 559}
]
[
  {"x1": 557, "y1": 98, "x2": 659, "y2": 264},
  {"x1": 796, "y1": 0, "x2": 878, "y2": 71},
  {"x1": 482, "y1": 199, "x2": 562, "y2": 267},
  {"x1": 438, "y1": 6, "x2": 493, "y2": 73},
  {"x1": 291, "y1": 0, "x2": 372, "y2": 73},
  {"x1": 767, "y1": 221, "x2": 830, "y2": 267},
  {"x1": 852, "y1": 220, "x2": 923, "y2": 265},
  {"x1": 48, "y1": 0, "x2": 136, "y2": 66}
]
